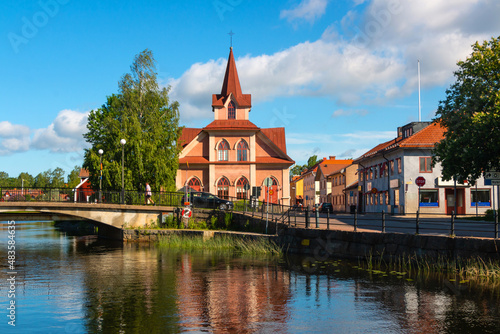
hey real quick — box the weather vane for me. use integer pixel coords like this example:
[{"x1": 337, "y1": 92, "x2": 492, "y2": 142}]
[{"x1": 228, "y1": 30, "x2": 234, "y2": 48}]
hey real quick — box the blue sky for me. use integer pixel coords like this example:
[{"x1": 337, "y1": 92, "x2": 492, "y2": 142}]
[{"x1": 1, "y1": 0, "x2": 499, "y2": 178}]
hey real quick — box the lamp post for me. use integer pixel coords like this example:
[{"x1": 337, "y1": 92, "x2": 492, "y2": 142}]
[
  {"x1": 120, "y1": 139, "x2": 126, "y2": 204},
  {"x1": 98, "y1": 149, "x2": 103, "y2": 203}
]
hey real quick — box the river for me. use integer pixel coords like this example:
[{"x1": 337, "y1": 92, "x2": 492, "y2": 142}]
[{"x1": 1, "y1": 221, "x2": 500, "y2": 333}]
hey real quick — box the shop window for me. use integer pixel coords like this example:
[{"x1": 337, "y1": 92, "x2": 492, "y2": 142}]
[
  {"x1": 471, "y1": 189, "x2": 491, "y2": 207},
  {"x1": 419, "y1": 189, "x2": 439, "y2": 207},
  {"x1": 419, "y1": 157, "x2": 432, "y2": 173}
]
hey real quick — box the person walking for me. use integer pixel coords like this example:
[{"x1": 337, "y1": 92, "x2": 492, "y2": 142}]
[{"x1": 145, "y1": 182, "x2": 155, "y2": 205}]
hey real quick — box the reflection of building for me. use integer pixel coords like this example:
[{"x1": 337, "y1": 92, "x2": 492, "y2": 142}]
[
  {"x1": 177, "y1": 48, "x2": 294, "y2": 204},
  {"x1": 354, "y1": 121, "x2": 494, "y2": 214},
  {"x1": 176, "y1": 255, "x2": 291, "y2": 331}
]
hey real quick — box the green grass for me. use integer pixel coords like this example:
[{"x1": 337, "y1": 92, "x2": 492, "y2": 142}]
[{"x1": 158, "y1": 234, "x2": 282, "y2": 256}]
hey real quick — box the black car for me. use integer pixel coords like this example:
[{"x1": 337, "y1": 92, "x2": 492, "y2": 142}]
[
  {"x1": 182, "y1": 192, "x2": 233, "y2": 210},
  {"x1": 318, "y1": 202, "x2": 333, "y2": 213}
]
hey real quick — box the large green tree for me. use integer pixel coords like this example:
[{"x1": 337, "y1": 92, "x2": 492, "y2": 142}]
[
  {"x1": 290, "y1": 155, "x2": 319, "y2": 176},
  {"x1": 83, "y1": 49, "x2": 182, "y2": 192},
  {"x1": 433, "y1": 36, "x2": 500, "y2": 183}
]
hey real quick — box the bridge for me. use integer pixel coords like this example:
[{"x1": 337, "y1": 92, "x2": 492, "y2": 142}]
[{"x1": 0, "y1": 202, "x2": 175, "y2": 239}]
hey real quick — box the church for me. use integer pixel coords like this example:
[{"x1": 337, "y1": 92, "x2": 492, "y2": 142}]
[{"x1": 176, "y1": 48, "x2": 294, "y2": 205}]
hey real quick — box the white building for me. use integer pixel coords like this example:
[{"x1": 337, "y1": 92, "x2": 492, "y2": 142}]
[{"x1": 354, "y1": 122, "x2": 494, "y2": 215}]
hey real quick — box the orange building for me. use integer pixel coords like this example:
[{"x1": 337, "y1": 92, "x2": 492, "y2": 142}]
[{"x1": 176, "y1": 48, "x2": 294, "y2": 205}]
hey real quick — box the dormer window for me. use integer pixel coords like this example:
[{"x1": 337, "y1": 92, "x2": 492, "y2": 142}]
[{"x1": 228, "y1": 101, "x2": 236, "y2": 119}]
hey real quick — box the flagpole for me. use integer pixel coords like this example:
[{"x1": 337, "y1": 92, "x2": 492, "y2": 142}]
[{"x1": 418, "y1": 59, "x2": 421, "y2": 122}]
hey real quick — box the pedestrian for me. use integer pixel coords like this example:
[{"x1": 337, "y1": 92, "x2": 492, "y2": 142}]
[{"x1": 145, "y1": 182, "x2": 155, "y2": 205}]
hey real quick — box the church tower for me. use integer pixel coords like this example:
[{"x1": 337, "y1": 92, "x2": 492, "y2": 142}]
[{"x1": 212, "y1": 47, "x2": 252, "y2": 121}]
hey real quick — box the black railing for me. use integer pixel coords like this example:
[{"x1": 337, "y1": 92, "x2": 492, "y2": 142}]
[{"x1": 283, "y1": 208, "x2": 500, "y2": 239}]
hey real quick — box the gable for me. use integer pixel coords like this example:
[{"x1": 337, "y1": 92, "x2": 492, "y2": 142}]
[{"x1": 179, "y1": 131, "x2": 208, "y2": 159}]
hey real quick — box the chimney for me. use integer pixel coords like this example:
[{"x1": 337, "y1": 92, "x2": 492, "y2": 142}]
[{"x1": 329, "y1": 156, "x2": 336, "y2": 160}]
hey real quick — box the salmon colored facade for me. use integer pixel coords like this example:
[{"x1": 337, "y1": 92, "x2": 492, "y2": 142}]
[{"x1": 176, "y1": 48, "x2": 294, "y2": 205}]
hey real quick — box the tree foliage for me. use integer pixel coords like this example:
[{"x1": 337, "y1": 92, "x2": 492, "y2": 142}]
[
  {"x1": 290, "y1": 155, "x2": 319, "y2": 176},
  {"x1": 83, "y1": 49, "x2": 182, "y2": 192},
  {"x1": 433, "y1": 36, "x2": 500, "y2": 183}
]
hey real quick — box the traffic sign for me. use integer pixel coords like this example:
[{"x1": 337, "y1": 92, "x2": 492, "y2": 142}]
[
  {"x1": 264, "y1": 177, "x2": 274, "y2": 187},
  {"x1": 269, "y1": 190, "x2": 274, "y2": 195},
  {"x1": 485, "y1": 170, "x2": 500, "y2": 180},
  {"x1": 415, "y1": 176, "x2": 426, "y2": 187}
]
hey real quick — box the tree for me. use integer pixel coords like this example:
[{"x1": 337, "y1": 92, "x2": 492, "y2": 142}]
[
  {"x1": 67, "y1": 166, "x2": 81, "y2": 189},
  {"x1": 433, "y1": 36, "x2": 500, "y2": 183},
  {"x1": 83, "y1": 49, "x2": 182, "y2": 192},
  {"x1": 290, "y1": 155, "x2": 319, "y2": 176}
]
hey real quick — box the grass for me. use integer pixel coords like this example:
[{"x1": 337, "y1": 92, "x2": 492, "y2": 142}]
[{"x1": 158, "y1": 234, "x2": 282, "y2": 256}]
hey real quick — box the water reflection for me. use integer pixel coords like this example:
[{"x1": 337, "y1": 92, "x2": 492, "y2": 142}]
[{"x1": 1, "y1": 222, "x2": 500, "y2": 333}]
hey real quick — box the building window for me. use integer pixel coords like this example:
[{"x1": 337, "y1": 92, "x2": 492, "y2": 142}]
[
  {"x1": 228, "y1": 101, "x2": 236, "y2": 119},
  {"x1": 237, "y1": 140, "x2": 248, "y2": 161},
  {"x1": 236, "y1": 177, "x2": 249, "y2": 199},
  {"x1": 217, "y1": 177, "x2": 230, "y2": 199},
  {"x1": 471, "y1": 189, "x2": 491, "y2": 207},
  {"x1": 374, "y1": 166, "x2": 378, "y2": 179},
  {"x1": 419, "y1": 189, "x2": 439, "y2": 207},
  {"x1": 397, "y1": 158, "x2": 402, "y2": 174},
  {"x1": 390, "y1": 160, "x2": 394, "y2": 174},
  {"x1": 218, "y1": 140, "x2": 229, "y2": 161},
  {"x1": 419, "y1": 157, "x2": 432, "y2": 173},
  {"x1": 187, "y1": 177, "x2": 201, "y2": 192}
]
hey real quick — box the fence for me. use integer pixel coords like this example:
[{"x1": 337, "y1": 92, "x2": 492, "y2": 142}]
[{"x1": 281, "y1": 208, "x2": 500, "y2": 239}]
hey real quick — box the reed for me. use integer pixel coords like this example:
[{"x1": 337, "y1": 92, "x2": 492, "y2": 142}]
[{"x1": 158, "y1": 234, "x2": 282, "y2": 256}]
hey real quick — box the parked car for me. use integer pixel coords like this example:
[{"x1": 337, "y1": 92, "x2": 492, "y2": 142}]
[
  {"x1": 182, "y1": 192, "x2": 233, "y2": 210},
  {"x1": 318, "y1": 202, "x2": 333, "y2": 213}
]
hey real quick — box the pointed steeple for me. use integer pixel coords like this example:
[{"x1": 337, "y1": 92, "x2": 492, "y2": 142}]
[
  {"x1": 220, "y1": 47, "x2": 243, "y2": 98},
  {"x1": 212, "y1": 48, "x2": 251, "y2": 109}
]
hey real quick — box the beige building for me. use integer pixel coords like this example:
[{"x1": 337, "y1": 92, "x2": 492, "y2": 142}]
[{"x1": 327, "y1": 163, "x2": 358, "y2": 212}]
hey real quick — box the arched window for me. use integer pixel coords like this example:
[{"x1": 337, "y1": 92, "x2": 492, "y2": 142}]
[
  {"x1": 217, "y1": 177, "x2": 230, "y2": 199},
  {"x1": 228, "y1": 101, "x2": 236, "y2": 119},
  {"x1": 218, "y1": 140, "x2": 229, "y2": 161},
  {"x1": 237, "y1": 140, "x2": 248, "y2": 161},
  {"x1": 187, "y1": 177, "x2": 201, "y2": 192},
  {"x1": 236, "y1": 177, "x2": 249, "y2": 199}
]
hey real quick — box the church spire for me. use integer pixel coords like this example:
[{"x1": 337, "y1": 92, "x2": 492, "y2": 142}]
[
  {"x1": 220, "y1": 47, "x2": 243, "y2": 99},
  {"x1": 212, "y1": 48, "x2": 251, "y2": 109}
]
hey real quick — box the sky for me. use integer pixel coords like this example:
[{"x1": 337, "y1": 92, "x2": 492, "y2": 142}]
[{"x1": 1, "y1": 0, "x2": 499, "y2": 179}]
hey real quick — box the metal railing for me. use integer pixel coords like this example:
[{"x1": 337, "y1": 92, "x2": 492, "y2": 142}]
[{"x1": 282, "y1": 208, "x2": 500, "y2": 239}]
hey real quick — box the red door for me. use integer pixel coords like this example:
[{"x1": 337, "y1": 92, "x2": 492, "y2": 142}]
[{"x1": 445, "y1": 188, "x2": 465, "y2": 215}]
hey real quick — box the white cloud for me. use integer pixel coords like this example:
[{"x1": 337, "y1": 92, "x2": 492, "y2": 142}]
[
  {"x1": 32, "y1": 109, "x2": 90, "y2": 153},
  {"x1": 280, "y1": 0, "x2": 328, "y2": 23},
  {"x1": 332, "y1": 108, "x2": 368, "y2": 117},
  {"x1": 0, "y1": 121, "x2": 31, "y2": 155}
]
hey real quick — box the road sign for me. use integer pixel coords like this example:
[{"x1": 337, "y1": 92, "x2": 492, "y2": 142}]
[
  {"x1": 485, "y1": 170, "x2": 500, "y2": 180},
  {"x1": 269, "y1": 190, "x2": 274, "y2": 195},
  {"x1": 244, "y1": 183, "x2": 250, "y2": 191},
  {"x1": 415, "y1": 176, "x2": 426, "y2": 187},
  {"x1": 182, "y1": 207, "x2": 192, "y2": 218},
  {"x1": 264, "y1": 177, "x2": 274, "y2": 187}
]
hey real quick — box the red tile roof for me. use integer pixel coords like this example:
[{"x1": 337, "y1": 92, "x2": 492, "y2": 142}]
[
  {"x1": 212, "y1": 48, "x2": 252, "y2": 108},
  {"x1": 256, "y1": 157, "x2": 294, "y2": 164},
  {"x1": 321, "y1": 163, "x2": 352, "y2": 177},
  {"x1": 179, "y1": 157, "x2": 209, "y2": 164},
  {"x1": 261, "y1": 128, "x2": 287, "y2": 154},
  {"x1": 179, "y1": 128, "x2": 202, "y2": 147},
  {"x1": 79, "y1": 168, "x2": 89, "y2": 178},
  {"x1": 203, "y1": 120, "x2": 260, "y2": 130},
  {"x1": 355, "y1": 121, "x2": 446, "y2": 162}
]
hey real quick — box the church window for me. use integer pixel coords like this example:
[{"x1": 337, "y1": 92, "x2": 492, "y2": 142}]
[
  {"x1": 218, "y1": 140, "x2": 229, "y2": 161},
  {"x1": 187, "y1": 177, "x2": 201, "y2": 192},
  {"x1": 236, "y1": 177, "x2": 249, "y2": 199},
  {"x1": 217, "y1": 177, "x2": 230, "y2": 199},
  {"x1": 237, "y1": 140, "x2": 248, "y2": 161},
  {"x1": 228, "y1": 101, "x2": 236, "y2": 119}
]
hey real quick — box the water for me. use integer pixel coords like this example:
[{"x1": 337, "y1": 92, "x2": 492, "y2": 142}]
[{"x1": 1, "y1": 221, "x2": 500, "y2": 333}]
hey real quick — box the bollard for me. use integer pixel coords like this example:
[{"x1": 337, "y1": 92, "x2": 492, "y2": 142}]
[
  {"x1": 451, "y1": 210, "x2": 455, "y2": 236},
  {"x1": 354, "y1": 209, "x2": 358, "y2": 232},
  {"x1": 315, "y1": 208, "x2": 319, "y2": 228},
  {"x1": 416, "y1": 210, "x2": 420, "y2": 235},
  {"x1": 305, "y1": 208, "x2": 310, "y2": 229},
  {"x1": 294, "y1": 208, "x2": 297, "y2": 227},
  {"x1": 327, "y1": 211, "x2": 330, "y2": 230},
  {"x1": 382, "y1": 210, "x2": 386, "y2": 233},
  {"x1": 495, "y1": 210, "x2": 499, "y2": 239}
]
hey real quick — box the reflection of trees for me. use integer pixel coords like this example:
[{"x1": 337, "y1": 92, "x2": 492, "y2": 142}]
[{"x1": 81, "y1": 243, "x2": 181, "y2": 333}]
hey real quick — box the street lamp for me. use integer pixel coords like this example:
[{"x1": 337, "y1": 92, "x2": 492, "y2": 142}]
[
  {"x1": 98, "y1": 149, "x2": 104, "y2": 203},
  {"x1": 120, "y1": 139, "x2": 126, "y2": 204}
]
